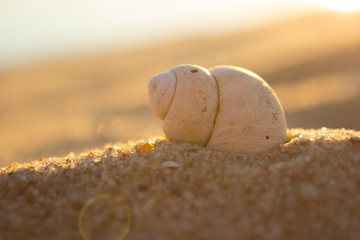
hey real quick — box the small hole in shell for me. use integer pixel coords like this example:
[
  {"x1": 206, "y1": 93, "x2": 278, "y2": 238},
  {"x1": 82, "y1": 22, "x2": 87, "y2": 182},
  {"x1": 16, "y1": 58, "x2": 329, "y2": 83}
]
[
  {"x1": 190, "y1": 69, "x2": 198, "y2": 73},
  {"x1": 265, "y1": 136, "x2": 270, "y2": 139}
]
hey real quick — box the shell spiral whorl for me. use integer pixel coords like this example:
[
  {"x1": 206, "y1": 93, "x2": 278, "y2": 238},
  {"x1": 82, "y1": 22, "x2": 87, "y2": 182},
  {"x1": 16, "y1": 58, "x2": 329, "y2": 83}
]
[
  {"x1": 148, "y1": 70, "x2": 176, "y2": 120},
  {"x1": 148, "y1": 64, "x2": 287, "y2": 153}
]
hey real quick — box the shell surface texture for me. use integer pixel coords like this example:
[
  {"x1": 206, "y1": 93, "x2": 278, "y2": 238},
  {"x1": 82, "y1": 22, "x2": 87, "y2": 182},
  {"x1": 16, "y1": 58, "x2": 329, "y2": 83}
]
[{"x1": 148, "y1": 64, "x2": 287, "y2": 153}]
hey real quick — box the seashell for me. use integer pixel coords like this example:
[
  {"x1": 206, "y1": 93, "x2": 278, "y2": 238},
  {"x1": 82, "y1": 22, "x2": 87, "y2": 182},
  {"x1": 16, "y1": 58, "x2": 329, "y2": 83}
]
[{"x1": 148, "y1": 64, "x2": 287, "y2": 153}]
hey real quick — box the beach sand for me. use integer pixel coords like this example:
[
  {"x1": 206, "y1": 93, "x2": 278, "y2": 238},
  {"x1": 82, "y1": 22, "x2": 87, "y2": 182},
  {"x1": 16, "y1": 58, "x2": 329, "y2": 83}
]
[{"x1": 1, "y1": 128, "x2": 360, "y2": 240}]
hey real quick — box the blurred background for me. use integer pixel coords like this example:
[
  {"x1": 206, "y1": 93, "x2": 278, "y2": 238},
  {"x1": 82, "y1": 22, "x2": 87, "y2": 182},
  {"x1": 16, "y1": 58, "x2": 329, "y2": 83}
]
[{"x1": 0, "y1": 0, "x2": 359, "y2": 166}]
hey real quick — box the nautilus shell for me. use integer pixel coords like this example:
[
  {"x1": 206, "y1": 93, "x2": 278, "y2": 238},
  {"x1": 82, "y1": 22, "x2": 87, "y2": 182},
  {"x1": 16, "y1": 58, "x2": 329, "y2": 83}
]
[{"x1": 148, "y1": 64, "x2": 287, "y2": 153}]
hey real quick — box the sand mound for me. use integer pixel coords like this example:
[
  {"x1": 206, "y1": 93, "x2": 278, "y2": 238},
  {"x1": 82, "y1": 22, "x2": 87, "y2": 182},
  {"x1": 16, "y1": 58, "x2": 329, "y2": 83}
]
[{"x1": 1, "y1": 128, "x2": 360, "y2": 240}]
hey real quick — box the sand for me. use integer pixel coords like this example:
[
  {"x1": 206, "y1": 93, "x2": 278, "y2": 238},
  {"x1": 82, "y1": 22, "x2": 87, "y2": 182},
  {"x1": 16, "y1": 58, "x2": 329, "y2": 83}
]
[{"x1": 0, "y1": 128, "x2": 360, "y2": 240}]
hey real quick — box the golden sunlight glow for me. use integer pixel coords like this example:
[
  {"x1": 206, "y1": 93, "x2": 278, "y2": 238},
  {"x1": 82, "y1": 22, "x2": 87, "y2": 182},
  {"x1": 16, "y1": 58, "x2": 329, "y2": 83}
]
[{"x1": 314, "y1": 0, "x2": 360, "y2": 11}]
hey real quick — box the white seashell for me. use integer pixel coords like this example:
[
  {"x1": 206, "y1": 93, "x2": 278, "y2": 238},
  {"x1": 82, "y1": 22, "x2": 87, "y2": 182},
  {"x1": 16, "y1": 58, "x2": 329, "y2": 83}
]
[{"x1": 148, "y1": 64, "x2": 287, "y2": 153}]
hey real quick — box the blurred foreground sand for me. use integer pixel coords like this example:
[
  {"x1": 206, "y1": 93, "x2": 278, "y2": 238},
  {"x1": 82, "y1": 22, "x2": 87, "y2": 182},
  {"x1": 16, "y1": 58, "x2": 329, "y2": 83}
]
[
  {"x1": 0, "y1": 11, "x2": 359, "y2": 166},
  {"x1": 0, "y1": 128, "x2": 360, "y2": 239}
]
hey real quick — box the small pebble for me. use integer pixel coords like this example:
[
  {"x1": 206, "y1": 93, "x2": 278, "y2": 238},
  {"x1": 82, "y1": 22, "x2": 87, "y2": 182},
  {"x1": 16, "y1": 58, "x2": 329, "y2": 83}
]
[{"x1": 162, "y1": 161, "x2": 180, "y2": 168}]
